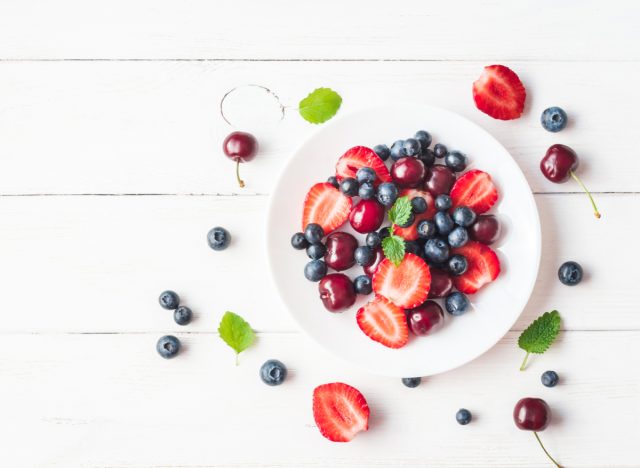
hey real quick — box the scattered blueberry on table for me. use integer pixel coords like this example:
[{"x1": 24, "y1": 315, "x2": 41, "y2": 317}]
[
  {"x1": 159, "y1": 290, "x2": 180, "y2": 310},
  {"x1": 174, "y1": 306, "x2": 192, "y2": 325},
  {"x1": 156, "y1": 335, "x2": 180, "y2": 359},
  {"x1": 456, "y1": 408, "x2": 472, "y2": 425},
  {"x1": 541, "y1": 370, "x2": 559, "y2": 387},
  {"x1": 540, "y1": 106, "x2": 568, "y2": 133},
  {"x1": 558, "y1": 261, "x2": 583, "y2": 286},
  {"x1": 207, "y1": 226, "x2": 231, "y2": 251},
  {"x1": 260, "y1": 359, "x2": 288, "y2": 386},
  {"x1": 402, "y1": 377, "x2": 422, "y2": 388}
]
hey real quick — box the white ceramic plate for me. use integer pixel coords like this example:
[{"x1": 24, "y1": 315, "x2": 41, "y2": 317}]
[{"x1": 267, "y1": 104, "x2": 540, "y2": 377}]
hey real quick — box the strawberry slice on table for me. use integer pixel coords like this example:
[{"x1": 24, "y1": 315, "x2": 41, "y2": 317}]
[
  {"x1": 452, "y1": 241, "x2": 501, "y2": 294},
  {"x1": 302, "y1": 182, "x2": 353, "y2": 233},
  {"x1": 472, "y1": 64, "x2": 526, "y2": 120},
  {"x1": 394, "y1": 189, "x2": 436, "y2": 241},
  {"x1": 335, "y1": 146, "x2": 392, "y2": 184},
  {"x1": 372, "y1": 253, "x2": 430, "y2": 309},
  {"x1": 450, "y1": 169, "x2": 498, "y2": 214},
  {"x1": 356, "y1": 295, "x2": 409, "y2": 349},
  {"x1": 312, "y1": 382, "x2": 370, "y2": 442}
]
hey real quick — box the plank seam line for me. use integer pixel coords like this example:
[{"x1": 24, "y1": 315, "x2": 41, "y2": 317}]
[{"x1": 1, "y1": 58, "x2": 639, "y2": 63}]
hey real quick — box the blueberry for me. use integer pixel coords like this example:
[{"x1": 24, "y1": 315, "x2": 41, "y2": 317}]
[
  {"x1": 304, "y1": 223, "x2": 324, "y2": 244},
  {"x1": 402, "y1": 377, "x2": 422, "y2": 388},
  {"x1": 411, "y1": 196, "x2": 427, "y2": 214},
  {"x1": 456, "y1": 408, "x2": 472, "y2": 425},
  {"x1": 424, "y1": 238, "x2": 450, "y2": 263},
  {"x1": 434, "y1": 143, "x2": 447, "y2": 159},
  {"x1": 304, "y1": 259, "x2": 327, "y2": 282},
  {"x1": 417, "y1": 148, "x2": 436, "y2": 167},
  {"x1": 306, "y1": 242, "x2": 326, "y2": 260},
  {"x1": 207, "y1": 226, "x2": 231, "y2": 251},
  {"x1": 390, "y1": 140, "x2": 407, "y2": 161},
  {"x1": 448, "y1": 226, "x2": 469, "y2": 248},
  {"x1": 354, "y1": 275, "x2": 373, "y2": 295},
  {"x1": 377, "y1": 182, "x2": 399, "y2": 207},
  {"x1": 404, "y1": 240, "x2": 421, "y2": 256},
  {"x1": 448, "y1": 254, "x2": 468, "y2": 275},
  {"x1": 541, "y1": 107, "x2": 568, "y2": 133},
  {"x1": 356, "y1": 167, "x2": 377, "y2": 184},
  {"x1": 373, "y1": 144, "x2": 391, "y2": 161},
  {"x1": 156, "y1": 335, "x2": 180, "y2": 359},
  {"x1": 446, "y1": 292, "x2": 470, "y2": 316},
  {"x1": 379, "y1": 226, "x2": 391, "y2": 239},
  {"x1": 366, "y1": 231, "x2": 382, "y2": 249},
  {"x1": 260, "y1": 359, "x2": 287, "y2": 386},
  {"x1": 174, "y1": 306, "x2": 192, "y2": 325},
  {"x1": 414, "y1": 130, "x2": 432, "y2": 149},
  {"x1": 403, "y1": 138, "x2": 421, "y2": 157},
  {"x1": 445, "y1": 151, "x2": 467, "y2": 172},
  {"x1": 541, "y1": 370, "x2": 559, "y2": 388},
  {"x1": 291, "y1": 232, "x2": 309, "y2": 250},
  {"x1": 558, "y1": 261, "x2": 583, "y2": 286},
  {"x1": 340, "y1": 177, "x2": 359, "y2": 197},
  {"x1": 435, "y1": 194, "x2": 452, "y2": 212},
  {"x1": 397, "y1": 212, "x2": 415, "y2": 228},
  {"x1": 452, "y1": 206, "x2": 476, "y2": 227},
  {"x1": 417, "y1": 219, "x2": 438, "y2": 239},
  {"x1": 159, "y1": 290, "x2": 180, "y2": 310},
  {"x1": 327, "y1": 175, "x2": 339, "y2": 189},
  {"x1": 434, "y1": 211, "x2": 455, "y2": 235},
  {"x1": 358, "y1": 182, "x2": 376, "y2": 200},
  {"x1": 354, "y1": 246, "x2": 374, "y2": 266}
]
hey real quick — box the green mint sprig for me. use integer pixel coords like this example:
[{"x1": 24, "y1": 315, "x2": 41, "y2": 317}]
[
  {"x1": 381, "y1": 196, "x2": 412, "y2": 266},
  {"x1": 299, "y1": 88, "x2": 342, "y2": 124},
  {"x1": 218, "y1": 311, "x2": 256, "y2": 365},
  {"x1": 518, "y1": 310, "x2": 561, "y2": 371}
]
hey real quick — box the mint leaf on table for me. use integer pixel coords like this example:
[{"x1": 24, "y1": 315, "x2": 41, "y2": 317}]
[
  {"x1": 388, "y1": 196, "x2": 411, "y2": 226},
  {"x1": 299, "y1": 87, "x2": 342, "y2": 124},
  {"x1": 218, "y1": 311, "x2": 255, "y2": 365},
  {"x1": 518, "y1": 310, "x2": 561, "y2": 371},
  {"x1": 382, "y1": 234, "x2": 405, "y2": 267}
]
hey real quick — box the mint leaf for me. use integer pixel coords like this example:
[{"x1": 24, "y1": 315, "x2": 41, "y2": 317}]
[
  {"x1": 299, "y1": 88, "x2": 342, "y2": 124},
  {"x1": 382, "y1": 234, "x2": 405, "y2": 267},
  {"x1": 388, "y1": 196, "x2": 412, "y2": 227},
  {"x1": 218, "y1": 311, "x2": 255, "y2": 365},
  {"x1": 518, "y1": 310, "x2": 561, "y2": 371}
]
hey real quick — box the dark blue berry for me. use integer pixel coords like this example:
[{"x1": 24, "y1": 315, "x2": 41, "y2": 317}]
[
  {"x1": 304, "y1": 223, "x2": 324, "y2": 244},
  {"x1": 174, "y1": 306, "x2": 192, "y2": 325},
  {"x1": 404, "y1": 240, "x2": 421, "y2": 256},
  {"x1": 541, "y1": 107, "x2": 568, "y2": 133},
  {"x1": 417, "y1": 219, "x2": 438, "y2": 239},
  {"x1": 379, "y1": 226, "x2": 391, "y2": 239},
  {"x1": 291, "y1": 232, "x2": 309, "y2": 250},
  {"x1": 207, "y1": 227, "x2": 231, "y2": 251},
  {"x1": 156, "y1": 335, "x2": 180, "y2": 359},
  {"x1": 354, "y1": 246, "x2": 374, "y2": 266},
  {"x1": 452, "y1": 206, "x2": 476, "y2": 227},
  {"x1": 434, "y1": 143, "x2": 447, "y2": 159},
  {"x1": 448, "y1": 254, "x2": 468, "y2": 275},
  {"x1": 414, "y1": 130, "x2": 432, "y2": 149},
  {"x1": 260, "y1": 359, "x2": 287, "y2": 386},
  {"x1": 159, "y1": 290, "x2": 180, "y2": 310},
  {"x1": 448, "y1": 226, "x2": 469, "y2": 248},
  {"x1": 434, "y1": 211, "x2": 455, "y2": 235},
  {"x1": 445, "y1": 151, "x2": 467, "y2": 172},
  {"x1": 397, "y1": 212, "x2": 415, "y2": 228},
  {"x1": 411, "y1": 196, "x2": 427, "y2": 214},
  {"x1": 541, "y1": 370, "x2": 559, "y2": 387},
  {"x1": 402, "y1": 377, "x2": 422, "y2": 388},
  {"x1": 424, "y1": 238, "x2": 450, "y2": 263},
  {"x1": 304, "y1": 260, "x2": 327, "y2": 282},
  {"x1": 446, "y1": 292, "x2": 470, "y2": 316},
  {"x1": 373, "y1": 144, "x2": 391, "y2": 161},
  {"x1": 435, "y1": 194, "x2": 452, "y2": 212},
  {"x1": 377, "y1": 182, "x2": 399, "y2": 207},
  {"x1": 306, "y1": 242, "x2": 326, "y2": 260},
  {"x1": 456, "y1": 408, "x2": 472, "y2": 425},
  {"x1": 403, "y1": 138, "x2": 421, "y2": 157},
  {"x1": 327, "y1": 175, "x2": 339, "y2": 188},
  {"x1": 390, "y1": 140, "x2": 407, "y2": 161},
  {"x1": 358, "y1": 182, "x2": 376, "y2": 200},
  {"x1": 356, "y1": 167, "x2": 377, "y2": 184},
  {"x1": 558, "y1": 261, "x2": 583, "y2": 286},
  {"x1": 340, "y1": 177, "x2": 359, "y2": 197},
  {"x1": 354, "y1": 275, "x2": 373, "y2": 295},
  {"x1": 366, "y1": 231, "x2": 382, "y2": 249},
  {"x1": 418, "y1": 148, "x2": 436, "y2": 167}
]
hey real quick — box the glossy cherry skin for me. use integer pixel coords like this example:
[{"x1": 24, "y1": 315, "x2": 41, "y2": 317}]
[
  {"x1": 513, "y1": 398, "x2": 551, "y2": 431},
  {"x1": 424, "y1": 164, "x2": 456, "y2": 196},
  {"x1": 318, "y1": 273, "x2": 356, "y2": 312},
  {"x1": 470, "y1": 215, "x2": 501, "y2": 244},
  {"x1": 324, "y1": 232, "x2": 358, "y2": 271},
  {"x1": 428, "y1": 268, "x2": 453, "y2": 298},
  {"x1": 363, "y1": 246, "x2": 384, "y2": 277},
  {"x1": 391, "y1": 157, "x2": 426, "y2": 188},
  {"x1": 222, "y1": 131, "x2": 258, "y2": 162},
  {"x1": 540, "y1": 144, "x2": 578, "y2": 183},
  {"x1": 349, "y1": 199, "x2": 386, "y2": 233},
  {"x1": 407, "y1": 301, "x2": 444, "y2": 336}
]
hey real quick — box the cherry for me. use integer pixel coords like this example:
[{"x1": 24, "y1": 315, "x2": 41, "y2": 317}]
[
  {"x1": 324, "y1": 232, "x2": 358, "y2": 271},
  {"x1": 318, "y1": 273, "x2": 356, "y2": 312},
  {"x1": 541, "y1": 144, "x2": 600, "y2": 219},
  {"x1": 363, "y1": 246, "x2": 384, "y2": 277},
  {"x1": 428, "y1": 268, "x2": 453, "y2": 298},
  {"x1": 513, "y1": 398, "x2": 561, "y2": 467},
  {"x1": 407, "y1": 301, "x2": 444, "y2": 336},
  {"x1": 470, "y1": 215, "x2": 501, "y2": 244},
  {"x1": 391, "y1": 157, "x2": 426, "y2": 188},
  {"x1": 349, "y1": 199, "x2": 385, "y2": 233},
  {"x1": 222, "y1": 131, "x2": 258, "y2": 188},
  {"x1": 424, "y1": 164, "x2": 456, "y2": 196}
]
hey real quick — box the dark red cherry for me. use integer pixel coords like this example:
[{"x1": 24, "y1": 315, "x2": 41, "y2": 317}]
[
  {"x1": 407, "y1": 301, "x2": 444, "y2": 336},
  {"x1": 363, "y1": 246, "x2": 384, "y2": 277},
  {"x1": 391, "y1": 157, "x2": 426, "y2": 188},
  {"x1": 424, "y1": 164, "x2": 456, "y2": 196},
  {"x1": 513, "y1": 398, "x2": 551, "y2": 431},
  {"x1": 428, "y1": 268, "x2": 453, "y2": 298},
  {"x1": 324, "y1": 232, "x2": 358, "y2": 271},
  {"x1": 470, "y1": 215, "x2": 501, "y2": 244},
  {"x1": 318, "y1": 273, "x2": 356, "y2": 312},
  {"x1": 222, "y1": 131, "x2": 258, "y2": 188},
  {"x1": 349, "y1": 199, "x2": 385, "y2": 233}
]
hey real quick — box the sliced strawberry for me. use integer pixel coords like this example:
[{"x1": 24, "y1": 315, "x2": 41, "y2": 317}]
[
  {"x1": 372, "y1": 253, "x2": 430, "y2": 309},
  {"x1": 472, "y1": 65, "x2": 526, "y2": 120},
  {"x1": 394, "y1": 189, "x2": 436, "y2": 241},
  {"x1": 450, "y1": 170, "x2": 498, "y2": 214},
  {"x1": 452, "y1": 241, "x2": 501, "y2": 294},
  {"x1": 302, "y1": 182, "x2": 353, "y2": 233},
  {"x1": 356, "y1": 295, "x2": 409, "y2": 349},
  {"x1": 335, "y1": 146, "x2": 392, "y2": 184},
  {"x1": 312, "y1": 382, "x2": 370, "y2": 442}
]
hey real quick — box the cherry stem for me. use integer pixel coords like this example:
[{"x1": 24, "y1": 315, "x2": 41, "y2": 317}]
[
  {"x1": 533, "y1": 432, "x2": 562, "y2": 467},
  {"x1": 235, "y1": 160, "x2": 245, "y2": 188},
  {"x1": 520, "y1": 352, "x2": 530, "y2": 371},
  {"x1": 569, "y1": 170, "x2": 600, "y2": 219}
]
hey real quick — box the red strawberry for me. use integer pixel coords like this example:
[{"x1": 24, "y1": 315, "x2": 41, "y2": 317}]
[
  {"x1": 372, "y1": 253, "x2": 430, "y2": 308},
  {"x1": 450, "y1": 170, "x2": 498, "y2": 214},
  {"x1": 312, "y1": 382, "x2": 370, "y2": 442},
  {"x1": 452, "y1": 241, "x2": 501, "y2": 294},
  {"x1": 472, "y1": 65, "x2": 526, "y2": 120},
  {"x1": 356, "y1": 295, "x2": 409, "y2": 349},
  {"x1": 394, "y1": 189, "x2": 436, "y2": 241},
  {"x1": 302, "y1": 182, "x2": 353, "y2": 233},
  {"x1": 335, "y1": 146, "x2": 392, "y2": 184}
]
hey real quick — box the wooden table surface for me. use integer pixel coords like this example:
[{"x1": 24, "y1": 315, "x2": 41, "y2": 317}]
[{"x1": 1, "y1": 1, "x2": 639, "y2": 466}]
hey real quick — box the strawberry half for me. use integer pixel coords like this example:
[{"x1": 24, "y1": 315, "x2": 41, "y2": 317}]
[
  {"x1": 452, "y1": 241, "x2": 501, "y2": 294},
  {"x1": 312, "y1": 382, "x2": 370, "y2": 442},
  {"x1": 356, "y1": 295, "x2": 409, "y2": 349},
  {"x1": 335, "y1": 146, "x2": 392, "y2": 184},
  {"x1": 394, "y1": 189, "x2": 436, "y2": 241},
  {"x1": 472, "y1": 65, "x2": 526, "y2": 120},
  {"x1": 372, "y1": 253, "x2": 430, "y2": 308},
  {"x1": 302, "y1": 182, "x2": 353, "y2": 233},
  {"x1": 450, "y1": 170, "x2": 498, "y2": 214}
]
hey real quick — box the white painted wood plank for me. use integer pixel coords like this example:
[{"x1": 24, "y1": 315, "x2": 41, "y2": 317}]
[
  {"x1": 0, "y1": 331, "x2": 637, "y2": 467},
  {"x1": 1, "y1": 61, "x2": 639, "y2": 194},
  {"x1": 0, "y1": 0, "x2": 638, "y2": 60},
  {"x1": 0, "y1": 193, "x2": 634, "y2": 333}
]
